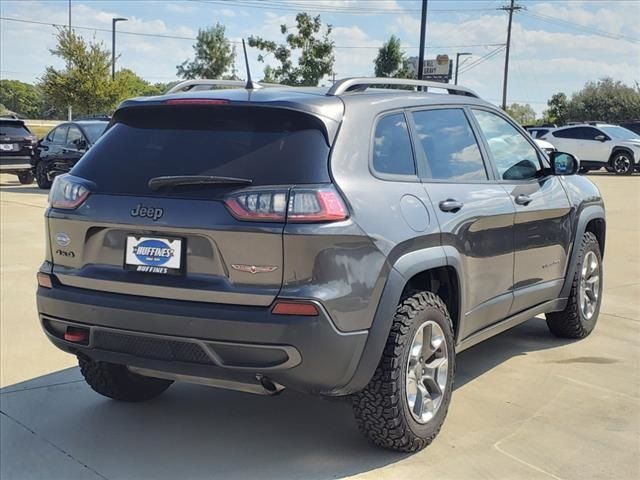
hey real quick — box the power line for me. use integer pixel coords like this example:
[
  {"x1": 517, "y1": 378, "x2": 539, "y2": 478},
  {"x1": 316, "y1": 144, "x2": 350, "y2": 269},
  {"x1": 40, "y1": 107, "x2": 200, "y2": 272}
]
[
  {"x1": 458, "y1": 46, "x2": 505, "y2": 74},
  {"x1": 0, "y1": 17, "x2": 504, "y2": 50},
  {"x1": 187, "y1": 0, "x2": 500, "y2": 15},
  {"x1": 519, "y1": 10, "x2": 640, "y2": 43}
]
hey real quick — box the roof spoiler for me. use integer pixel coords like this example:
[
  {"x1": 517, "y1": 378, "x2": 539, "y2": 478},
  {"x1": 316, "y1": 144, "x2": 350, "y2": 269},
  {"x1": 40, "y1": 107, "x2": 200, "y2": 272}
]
[{"x1": 326, "y1": 77, "x2": 479, "y2": 98}]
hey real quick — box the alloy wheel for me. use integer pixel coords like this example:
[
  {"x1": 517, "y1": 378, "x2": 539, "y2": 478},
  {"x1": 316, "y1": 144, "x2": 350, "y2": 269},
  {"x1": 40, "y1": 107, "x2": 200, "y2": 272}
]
[
  {"x1": 405, "y1": 320, "x2": 449, "y2": 424},
  {"x1": 579, "y1": 251, "x2": 600, "y2": 320},
  {"x1": 612, "y1": 154, "x2": 631, "y2": 174}
]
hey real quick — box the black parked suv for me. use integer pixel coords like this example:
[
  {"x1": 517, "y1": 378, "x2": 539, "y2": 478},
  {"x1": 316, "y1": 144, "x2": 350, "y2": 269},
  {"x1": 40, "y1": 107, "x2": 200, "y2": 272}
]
[
  {"x1": 0, "y1": 118, "x2": 37, "y2": 184},
  {"x1": 34, "y1": 120, "x2": 108, "y2": 188},
  {"x1": 37, "y1": 78, "x2": 606, "y2": 452}
]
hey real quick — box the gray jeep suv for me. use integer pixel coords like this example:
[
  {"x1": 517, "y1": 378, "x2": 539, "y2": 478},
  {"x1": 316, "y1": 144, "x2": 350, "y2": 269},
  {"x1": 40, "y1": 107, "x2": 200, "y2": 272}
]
[{"x1": 37, "y1": 78, "x2": 605, "y2": 452}]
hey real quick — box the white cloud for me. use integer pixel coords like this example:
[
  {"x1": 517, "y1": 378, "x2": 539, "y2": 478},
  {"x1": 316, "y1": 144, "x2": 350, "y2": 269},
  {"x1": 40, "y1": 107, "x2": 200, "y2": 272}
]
[{"x1": 165, "y1": 2, "x2": 195, "y2": 14}]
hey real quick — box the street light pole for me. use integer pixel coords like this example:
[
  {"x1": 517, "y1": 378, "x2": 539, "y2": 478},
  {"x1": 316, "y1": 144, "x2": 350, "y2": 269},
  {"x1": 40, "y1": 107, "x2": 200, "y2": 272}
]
[
  {"x1": 111, "y1": 17, "x2": 128, "y2": 79},
  {"x1": 454, "y1": 52, "x2": 472, "y2": 85},
  {"x1": 417, "y1": 0, "x2": 428, "y2": 81},
  {"x1": 67, "y1": 0, "x2": 72, "y2": 121}
]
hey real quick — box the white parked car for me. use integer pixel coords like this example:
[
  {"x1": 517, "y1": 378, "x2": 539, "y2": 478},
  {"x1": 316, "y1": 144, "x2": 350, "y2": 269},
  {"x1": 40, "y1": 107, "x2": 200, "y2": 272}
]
[
  {"x1": 540, "y1": 123, "x2": 640, "y2": 175},
  {"x1": 533, "y1": 138, "x2": 557, "y2": 156}
]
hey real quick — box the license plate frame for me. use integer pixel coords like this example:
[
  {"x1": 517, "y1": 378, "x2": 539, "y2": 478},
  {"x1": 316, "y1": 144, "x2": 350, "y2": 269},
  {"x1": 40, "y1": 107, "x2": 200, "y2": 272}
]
[{"x1": 124, "y1": 235, "x2": 184, "y2": 275}]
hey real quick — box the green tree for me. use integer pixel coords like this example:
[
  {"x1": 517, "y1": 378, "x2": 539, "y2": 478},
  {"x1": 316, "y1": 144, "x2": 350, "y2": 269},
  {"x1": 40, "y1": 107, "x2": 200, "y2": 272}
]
[
  {"x1": 506, "y1": 103, "x2": 537, "y2": 125},
  {"x1": 177, "y1": 24, "x2": 236, "y2": 79},
  {"x1": 249, "y1": 13, "x2": 334, "y2": 86},
  {"x1": 39, "y1": 28, "x2": 119, "y2": 116},
  {"x1": 114, "y1": 69, "x2": 164, "y2": 102},
  {"x1": 543, "y1": 92, "x2": 569, "y2": 126},
  {"x1": 0, "y1": 80, "x2": 43, "y2": 118},
  {"x1": 566, "y1": 78, "x2": 640, "y2": 123},
  {"x1": 374, "y1": 35, "x2": 405, "y2": 77}
]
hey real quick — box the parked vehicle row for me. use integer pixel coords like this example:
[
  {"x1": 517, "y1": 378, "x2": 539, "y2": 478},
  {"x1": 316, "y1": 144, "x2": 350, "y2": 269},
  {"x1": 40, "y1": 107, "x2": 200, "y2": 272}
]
[
  {"x1": 0, "y1": 117, "x2": 108, "y2": 187},
  {"x1": 527, "y1": 123, "x2": 640, "y2": 175}
]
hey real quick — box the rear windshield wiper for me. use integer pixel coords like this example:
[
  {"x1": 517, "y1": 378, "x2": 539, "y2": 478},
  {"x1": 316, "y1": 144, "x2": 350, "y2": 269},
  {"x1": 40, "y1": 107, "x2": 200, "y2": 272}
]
[{"x1": 148, "y1": 175, "x2": 252, "y2": 191}]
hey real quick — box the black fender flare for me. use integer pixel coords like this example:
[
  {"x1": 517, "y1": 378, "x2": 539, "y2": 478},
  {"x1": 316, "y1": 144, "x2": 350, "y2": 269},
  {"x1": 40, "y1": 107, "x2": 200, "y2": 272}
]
[
  {"x1": 337, "y1": 246, "x2": 461, "y2": 394},
  {"x1": 560, "y1": 204, "x2": 606, "y2": 298}
]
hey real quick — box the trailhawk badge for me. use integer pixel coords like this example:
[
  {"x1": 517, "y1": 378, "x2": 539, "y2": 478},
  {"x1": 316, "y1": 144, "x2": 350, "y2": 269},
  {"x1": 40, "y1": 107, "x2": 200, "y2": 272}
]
[{"x1": 231, "y1": 264, "x2": 278, "y2": 274}]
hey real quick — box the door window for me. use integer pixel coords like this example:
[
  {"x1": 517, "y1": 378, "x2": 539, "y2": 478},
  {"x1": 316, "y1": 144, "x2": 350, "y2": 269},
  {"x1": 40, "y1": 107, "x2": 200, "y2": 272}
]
[
  {"x1": 66, "y1": 126, "x2": 84, "y2": 146},
  {"x1": 582, "y1": 127, "x2": 607, "y2": 141},
  {"x1": 553, "y1": 127, "x2": 584, "y2": 139},
  {"x1": 372, "y1": 113, "x2": 416, "y2": 176},
  {"x1": 51, "y1": 126, "x2": 68, "y2": 144},
  {"x1": 411, "y1": 108, "x2": 487, "y2": 181},
  {"x1": 472, "y1": 109, "x2": 542, "y2": 181}
]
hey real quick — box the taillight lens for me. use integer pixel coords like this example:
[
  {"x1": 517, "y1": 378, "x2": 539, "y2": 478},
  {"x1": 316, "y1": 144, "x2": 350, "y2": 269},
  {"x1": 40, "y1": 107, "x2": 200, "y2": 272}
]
[
  {"x1": 224, "y1": 185, "x2": 348, "y2": 223},
  {"x1": 288, "y1": 186, "x2": 348, "y2": 222},
  {"x1": 49, "y1": 175, "x2": 90, "y2": 209}
]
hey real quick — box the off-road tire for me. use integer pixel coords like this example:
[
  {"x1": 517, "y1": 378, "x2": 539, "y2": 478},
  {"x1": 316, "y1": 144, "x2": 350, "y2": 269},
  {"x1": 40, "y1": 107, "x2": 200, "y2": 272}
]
[
  {"x1": 352, "y1": 291, "x2": 455, "y2": 452},
  {"x1": 609, "y1": 151, "x2": 634, "y2": 176},
  {"x1": 35, "y1": 162, "x2": 52, "y2": 189},
  {"x1": 546, "y1": 232, "x2": 602, "y2": 338},
  {"x1": 18, "y1": 172, "x2": 34, "y2": 184},
  {"x1": 78, "y1": 357, "x2": 173, "y2": 402}
]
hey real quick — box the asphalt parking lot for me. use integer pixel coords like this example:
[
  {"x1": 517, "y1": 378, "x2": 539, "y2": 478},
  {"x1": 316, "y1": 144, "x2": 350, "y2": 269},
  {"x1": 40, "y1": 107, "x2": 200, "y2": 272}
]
[{"x1": 1, "y1": 172, "x2": 639, "y2": 480}]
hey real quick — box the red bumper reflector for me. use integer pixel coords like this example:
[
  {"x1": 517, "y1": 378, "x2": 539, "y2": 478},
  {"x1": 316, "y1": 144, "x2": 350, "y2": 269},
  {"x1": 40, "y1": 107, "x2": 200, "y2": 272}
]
[
  {"x1": 272, "y1": 302, "x2": 319, "y2": 316},
  {"x1": 64, "y1": 327, "x2": 88, "y2": 343},
  {"x1": 37, "y1": 272, "x2": 53, "y2": 289}
]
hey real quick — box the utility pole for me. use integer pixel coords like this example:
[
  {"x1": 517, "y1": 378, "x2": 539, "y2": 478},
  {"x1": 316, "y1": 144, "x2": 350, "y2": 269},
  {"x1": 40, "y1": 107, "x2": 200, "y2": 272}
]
[
  {"x1": 67, "y1": 0, "x2": 72, "y2": 121},
  {"x1": 417, "y1": 0, "x2": 428, "y2": 81},
  {"x1": 112, "y1": 17, "x2": 128, "y2": 79},
  {"x1": 500, "y1": 0, "x2": 522, "y2": 110},
  {"x1": 454, "y1": 52, "x2": 471, "y2": 85}
]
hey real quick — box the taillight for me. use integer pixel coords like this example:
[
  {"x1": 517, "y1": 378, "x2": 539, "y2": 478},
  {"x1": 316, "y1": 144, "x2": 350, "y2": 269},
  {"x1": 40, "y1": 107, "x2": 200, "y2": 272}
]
[
  {"x1": 49, "y1": 175, "x2": 90, "y2": 210},
  {"x1": 224, "y1": 185, "x2": 348, "y2": 223}
]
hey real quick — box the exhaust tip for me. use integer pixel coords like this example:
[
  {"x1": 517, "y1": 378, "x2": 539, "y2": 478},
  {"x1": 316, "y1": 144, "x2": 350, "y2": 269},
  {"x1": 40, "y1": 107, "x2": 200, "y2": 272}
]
[{"x1": 256, "y1": 374, "x2": 284, "y2": 395}]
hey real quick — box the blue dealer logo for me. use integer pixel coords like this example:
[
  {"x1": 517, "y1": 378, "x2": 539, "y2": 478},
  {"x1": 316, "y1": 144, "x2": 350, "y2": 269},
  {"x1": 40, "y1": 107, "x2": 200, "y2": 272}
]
[{"x1": 133, "y1": 239, "x2": 174, "y2": 266}]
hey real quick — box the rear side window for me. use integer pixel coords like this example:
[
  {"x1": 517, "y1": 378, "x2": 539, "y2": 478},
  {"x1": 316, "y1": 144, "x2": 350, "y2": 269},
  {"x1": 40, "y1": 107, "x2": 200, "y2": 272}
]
[
  {"x1": 66, "y1": 126, "x2": 84, "y2": 145},
  {"x1": 72, "y1": 106, "x2": 331, "y2": 198},
  {"x1": 372, "y1": 113, "x2": 416, "y2": 176},
  {"x1": 52, "y1": 126, "x2": 68, "y2": 144},
  {"x1": 0, "y1": 123, "x2": 30, "y2": 136},
  {"x1": 553, "y1": 127, "x2": 582, "y2": 139},
  {"x1": 411, "y1": 109, "x2": 487, "y2": 181}
]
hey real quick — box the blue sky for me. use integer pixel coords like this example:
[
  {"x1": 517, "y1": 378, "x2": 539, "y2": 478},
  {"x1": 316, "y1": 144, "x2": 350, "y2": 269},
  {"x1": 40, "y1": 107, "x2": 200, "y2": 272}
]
[{"x1": 1, "y1": 0, "x2": 639, "y2": 114}]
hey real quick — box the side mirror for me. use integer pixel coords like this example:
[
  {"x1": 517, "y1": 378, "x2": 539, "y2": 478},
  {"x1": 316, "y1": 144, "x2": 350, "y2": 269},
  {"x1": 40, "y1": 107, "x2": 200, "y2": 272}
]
[
  {"x1": 549, "y1": 151, "x2": 579, "y2": 176},
  {"x1": 75, "y1": 139, "x2": 88, "y2": 151},
  {"x1": 594, "y1": 134, "x2": 607, "y2": 142}
]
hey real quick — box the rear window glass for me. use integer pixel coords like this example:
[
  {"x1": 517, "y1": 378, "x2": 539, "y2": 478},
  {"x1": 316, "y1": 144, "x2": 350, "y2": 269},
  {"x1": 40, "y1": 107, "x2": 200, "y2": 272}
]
[
  {"x1": 72, "y1": 106, "x2": 331, "y2": 198},
  {"x1": 81, "y1": 123, "x2": 107, "y2": 143},
  {"x1": 0, "y1": 123, "x2": 30, "y2": 136}
]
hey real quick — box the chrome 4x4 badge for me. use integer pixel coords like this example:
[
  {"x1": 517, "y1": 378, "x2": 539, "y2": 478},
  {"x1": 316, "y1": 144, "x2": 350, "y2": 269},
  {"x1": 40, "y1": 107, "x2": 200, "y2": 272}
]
[{"x1": 125, "y1": 236, "x2": 182, "y2": 274}]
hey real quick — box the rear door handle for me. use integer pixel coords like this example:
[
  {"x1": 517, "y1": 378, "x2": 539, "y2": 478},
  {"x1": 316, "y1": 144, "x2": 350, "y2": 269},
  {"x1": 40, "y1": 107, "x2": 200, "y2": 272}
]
[
  {"x1": 439, "y1": 199, "x2": 464, "y2": 213},
  {"x1": 515, "y1": 194, "x2": 532, "y2": 206}
]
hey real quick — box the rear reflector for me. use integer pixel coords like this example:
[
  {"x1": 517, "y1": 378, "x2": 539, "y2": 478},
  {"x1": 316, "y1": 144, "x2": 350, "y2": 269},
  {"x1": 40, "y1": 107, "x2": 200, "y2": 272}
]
[
  {"x1": 165, "y1": 99, "x2": 229, "y2": 105},
  {"x1": 272, "y1": 301, "x2": 319, "y2": 316},
  {"x1": 64, "y1": 327, "x2": 88, "y2": 343},
  {"x1": 37, "y1": 272, "x2": 52, "y2": 289}
]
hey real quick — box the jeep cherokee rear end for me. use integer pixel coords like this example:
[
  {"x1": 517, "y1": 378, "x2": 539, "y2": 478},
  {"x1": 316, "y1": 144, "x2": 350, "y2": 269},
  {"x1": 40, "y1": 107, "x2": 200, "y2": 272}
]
[{"x1": 37, "y1": 88, "x2": 384, "y2": 396}]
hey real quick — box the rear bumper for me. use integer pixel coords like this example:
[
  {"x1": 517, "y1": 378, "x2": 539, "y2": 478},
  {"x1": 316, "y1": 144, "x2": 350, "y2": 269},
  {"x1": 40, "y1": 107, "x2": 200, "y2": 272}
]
[
  {"x1": 36, "y1": 280, "x2": 369, "y2": 395},
  {"x1": 0, "y1": 156, "x2": 32, "y2": 172}
]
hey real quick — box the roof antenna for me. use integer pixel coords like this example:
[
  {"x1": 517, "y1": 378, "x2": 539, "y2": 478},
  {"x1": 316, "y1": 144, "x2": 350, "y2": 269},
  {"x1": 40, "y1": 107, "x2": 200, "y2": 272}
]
[{"x1": 242, "y1": 39, "x2": 261, "y2": 90}]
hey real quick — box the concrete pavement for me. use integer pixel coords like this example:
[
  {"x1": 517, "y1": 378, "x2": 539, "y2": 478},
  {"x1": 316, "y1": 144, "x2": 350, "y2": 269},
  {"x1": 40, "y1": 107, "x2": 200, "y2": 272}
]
[{"x1": 1, "y1": 173, "x2": 639, "y2": 479}]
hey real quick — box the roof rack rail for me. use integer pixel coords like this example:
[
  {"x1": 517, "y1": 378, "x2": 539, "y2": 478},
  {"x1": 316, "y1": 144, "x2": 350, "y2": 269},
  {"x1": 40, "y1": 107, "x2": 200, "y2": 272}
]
[
  {"x1": 327, "y1": 77, "x2": 479, "y2": 98},
  {"x1": 165, "y1": 79, "x2": 279, "y2": 94}
]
